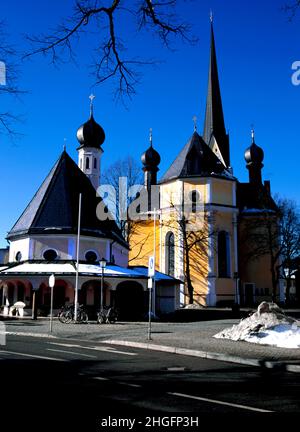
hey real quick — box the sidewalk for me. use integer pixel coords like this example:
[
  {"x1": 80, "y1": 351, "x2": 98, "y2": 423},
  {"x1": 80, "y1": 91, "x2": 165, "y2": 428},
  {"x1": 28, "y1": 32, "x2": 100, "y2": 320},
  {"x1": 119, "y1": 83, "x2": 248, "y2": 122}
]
[{"x1": 2, "y1": 316, "x2": 300, "y2": 371}]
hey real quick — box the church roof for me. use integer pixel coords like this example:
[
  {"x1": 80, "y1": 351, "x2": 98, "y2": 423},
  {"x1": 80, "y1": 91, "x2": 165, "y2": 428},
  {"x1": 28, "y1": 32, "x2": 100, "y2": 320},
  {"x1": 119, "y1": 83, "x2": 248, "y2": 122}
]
[
  {"x1": 203, "y1": 22, "x2": 230, "y2": 167},
  {"x1": 7, "y1": 151, "x2": 126, "y2": 246},
  {"x1": 160, "y1": 131, "x2": 228, "y2": 183}
]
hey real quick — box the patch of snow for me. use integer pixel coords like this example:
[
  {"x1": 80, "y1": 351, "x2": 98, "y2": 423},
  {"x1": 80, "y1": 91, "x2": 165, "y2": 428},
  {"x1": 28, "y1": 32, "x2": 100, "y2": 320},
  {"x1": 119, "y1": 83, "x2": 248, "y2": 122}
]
[{"x1": 214, "y1": 301, "x2": 300, "y2": 349}]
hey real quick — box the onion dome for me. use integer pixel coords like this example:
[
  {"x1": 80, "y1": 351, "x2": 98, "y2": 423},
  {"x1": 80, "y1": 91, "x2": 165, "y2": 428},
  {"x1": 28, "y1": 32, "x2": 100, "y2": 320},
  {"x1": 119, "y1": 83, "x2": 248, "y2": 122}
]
[
  {"x1": 76, "y1": 95, "x2": 105, "y2": 149},
  {"x1": 244, "y1": 130, "x2": 264, "y2": 165},
  {"x1": 141, "y1": 129, "x2": 161, "y2": 169}
]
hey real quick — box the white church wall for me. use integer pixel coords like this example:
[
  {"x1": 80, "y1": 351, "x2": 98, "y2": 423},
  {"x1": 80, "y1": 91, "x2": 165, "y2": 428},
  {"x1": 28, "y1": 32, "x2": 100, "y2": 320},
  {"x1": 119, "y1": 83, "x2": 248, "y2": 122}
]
[{"x1": 9, "y1": 238, "x2": 30, "y2": 262}]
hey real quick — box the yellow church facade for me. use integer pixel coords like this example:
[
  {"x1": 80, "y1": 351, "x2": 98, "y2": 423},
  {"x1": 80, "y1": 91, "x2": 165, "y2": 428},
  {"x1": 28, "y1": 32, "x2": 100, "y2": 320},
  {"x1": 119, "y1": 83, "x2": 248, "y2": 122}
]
[{"x1": 129, "y1": 22, "x2": 283, "y2": 308}]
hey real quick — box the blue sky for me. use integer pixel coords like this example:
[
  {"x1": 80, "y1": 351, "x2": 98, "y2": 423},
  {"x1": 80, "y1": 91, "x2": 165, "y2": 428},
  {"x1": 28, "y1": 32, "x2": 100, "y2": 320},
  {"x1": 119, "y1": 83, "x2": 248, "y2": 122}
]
[{"x1": 0, "y1": 0, "x2": 299, "y2": 247}]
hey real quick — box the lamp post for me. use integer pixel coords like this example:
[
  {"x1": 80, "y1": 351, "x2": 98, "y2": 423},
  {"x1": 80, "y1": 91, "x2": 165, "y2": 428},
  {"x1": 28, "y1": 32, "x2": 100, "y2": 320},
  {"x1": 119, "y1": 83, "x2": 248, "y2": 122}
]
[
  {"x1": 49, "y1": 273, "x2": 55, "y2": 333},
  {"x1": 99, "y1": 258, "x2": 107, "y2": 313}
]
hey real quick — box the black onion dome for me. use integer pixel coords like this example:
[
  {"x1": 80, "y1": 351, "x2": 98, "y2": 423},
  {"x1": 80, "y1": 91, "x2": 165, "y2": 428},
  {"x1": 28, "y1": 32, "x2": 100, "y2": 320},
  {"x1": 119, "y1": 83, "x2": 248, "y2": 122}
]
[
  {"x1": 244, "y1": 142, "x2": 264, "y2": 165},
  {"x1": 141, "y1": 144, "x2": 161, "y2": 168},
  {"x1": 76, "y1": 114, "x2": 105, "y2": 149}
]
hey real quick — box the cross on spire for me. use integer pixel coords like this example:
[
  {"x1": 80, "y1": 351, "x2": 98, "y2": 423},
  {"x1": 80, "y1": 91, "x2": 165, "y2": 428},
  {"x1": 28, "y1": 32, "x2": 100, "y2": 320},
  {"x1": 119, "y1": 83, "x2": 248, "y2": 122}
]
[
  {"x1": 149, "y1": 127, "x2": 153, "y2": 146},
  {"x1": 89, "y1": 93, "x2": 96, "y2": 117},
  {"x1": 251, "y1": 124, "x2": 255, "y2": 143},
  {"x1": 210, "y1": 9, "x2": 213, "y2": 23},
  {"x1": 193, "y1": 115, "x2": 197, "y2": 132}
]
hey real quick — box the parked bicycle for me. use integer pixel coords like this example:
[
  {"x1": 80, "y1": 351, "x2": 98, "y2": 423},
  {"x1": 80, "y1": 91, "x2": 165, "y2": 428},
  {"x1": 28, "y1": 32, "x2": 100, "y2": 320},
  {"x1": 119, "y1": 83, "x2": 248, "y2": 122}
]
[
  {"x1": 97, "y1": 306, "x2": 118, "y2": 324},
  {"x1": 58, "y1": 304, "x2": 88, "y2": 324}
]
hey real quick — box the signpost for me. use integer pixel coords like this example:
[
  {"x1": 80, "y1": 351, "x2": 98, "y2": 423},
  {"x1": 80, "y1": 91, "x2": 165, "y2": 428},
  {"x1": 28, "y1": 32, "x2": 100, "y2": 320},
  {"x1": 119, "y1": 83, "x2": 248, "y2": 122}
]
[
  {"x1": 49, "y1": 273, "x2": 55, "y2": 333},
  {"x1": 148, "y1": 256, "x2": 155, "y2": 340}
]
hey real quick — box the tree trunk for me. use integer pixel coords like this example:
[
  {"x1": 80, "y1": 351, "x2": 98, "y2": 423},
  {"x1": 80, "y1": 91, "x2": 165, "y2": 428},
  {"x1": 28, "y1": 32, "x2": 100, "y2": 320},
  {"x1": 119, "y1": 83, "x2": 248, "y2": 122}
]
[
  {"x1": 285, "y1": 277, "x2": 291, "y2": 305},
  {"x1": 185, "y1": 246, "x2": 194, "y2": 304}
]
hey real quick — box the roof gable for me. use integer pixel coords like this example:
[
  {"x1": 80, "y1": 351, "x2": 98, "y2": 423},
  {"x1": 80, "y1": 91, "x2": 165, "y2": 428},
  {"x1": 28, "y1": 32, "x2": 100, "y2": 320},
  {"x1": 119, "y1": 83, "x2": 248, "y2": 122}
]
[{"x1": 160, "y1": 131, "x2": 226, "y2": 183}]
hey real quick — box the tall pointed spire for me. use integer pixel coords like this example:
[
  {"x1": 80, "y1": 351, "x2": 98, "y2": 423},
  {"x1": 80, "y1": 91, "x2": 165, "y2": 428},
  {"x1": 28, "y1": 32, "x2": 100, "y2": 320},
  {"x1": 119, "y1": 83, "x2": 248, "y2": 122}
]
[{"x1": 203, "y1": 19, "x2": 230, "y2": 167}]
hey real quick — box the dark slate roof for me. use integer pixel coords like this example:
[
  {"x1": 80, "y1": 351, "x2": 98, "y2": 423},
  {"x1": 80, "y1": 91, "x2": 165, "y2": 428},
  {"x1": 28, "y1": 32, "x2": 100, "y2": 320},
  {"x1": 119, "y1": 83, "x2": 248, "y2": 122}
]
[
  {"x1": 203, "y1": 23, "x2": 230, "y2": 167},
  {"x1": 7, "y1": 151, "x2": 127, "y2": 247},
  {"x1": 160, "y1": 131, "x2": 228, "y2": 183},
  {"x1": 237, "y1": 182, "x2": 277, "y2": 212}
]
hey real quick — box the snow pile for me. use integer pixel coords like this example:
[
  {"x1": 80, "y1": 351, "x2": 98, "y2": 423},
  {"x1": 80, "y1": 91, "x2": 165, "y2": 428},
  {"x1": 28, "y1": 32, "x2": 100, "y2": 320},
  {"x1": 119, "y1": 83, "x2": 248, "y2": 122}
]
[{"x1": 214, "y1": 301, "x2": 300, "y2": 349}]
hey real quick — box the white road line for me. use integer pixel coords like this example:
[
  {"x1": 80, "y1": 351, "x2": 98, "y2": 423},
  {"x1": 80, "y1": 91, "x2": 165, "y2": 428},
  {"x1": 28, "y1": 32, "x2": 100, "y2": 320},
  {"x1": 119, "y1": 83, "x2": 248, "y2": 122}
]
[
  {"x1": 117, "y1": 382, "x2": 142, "y2": 388},
  {"x1": 168, "y1": 392, "x2": 274, "y2": 413},
  {"x1": 92, "y1": 377, "x2": 110, "y2": 381},
  {"x1": 0, "y1": 350, "x2": 67, "y2": 362},
  {"x1": 46, "y1": 348, "x2": 97, "y2": 358},
  {"x1": 48, "y1": 342, "x2": 137, "y2": 356}
]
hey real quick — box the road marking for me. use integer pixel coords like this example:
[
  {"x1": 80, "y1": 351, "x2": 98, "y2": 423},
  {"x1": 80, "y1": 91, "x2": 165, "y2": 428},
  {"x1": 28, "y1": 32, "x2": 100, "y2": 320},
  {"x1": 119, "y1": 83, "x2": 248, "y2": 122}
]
[
  {"x1": 167, "y1": 367, "x2": 187, "y2": 372},
  {"x1": 92, "y1": 377, "x2": 109, "y2": 381},
  {"x1": 46, "y1": 348, "x2": 97, "y2": 359},
  {"x1": 48, "y1": 342, "x2": 137, "y2": 356},
  {"x1": 168, "y1": 392, "x2": 274, "y2": 413},
  {"x1": 0, "y1": 349, "x2": 67, "y2": 362},
  {"x1": 117, "y1": 382, "x2": 142, "y2": 388}
]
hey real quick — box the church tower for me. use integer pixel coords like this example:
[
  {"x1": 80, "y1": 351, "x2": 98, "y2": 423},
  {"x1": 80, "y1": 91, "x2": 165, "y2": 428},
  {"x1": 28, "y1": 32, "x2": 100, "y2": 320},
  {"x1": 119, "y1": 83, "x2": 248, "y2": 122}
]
[
  {"x1": 244, "y1": 129, "x2": 264, "y2": 185},
  {"x1": 141, "y1": 128, "x2": 161, "y2": 191},
  {"x1": 203, "y1": 18, "x2": 230, "y2": 168},
  {"x1": 76, "y1": 95, "x2": 105, "y2": 189}
]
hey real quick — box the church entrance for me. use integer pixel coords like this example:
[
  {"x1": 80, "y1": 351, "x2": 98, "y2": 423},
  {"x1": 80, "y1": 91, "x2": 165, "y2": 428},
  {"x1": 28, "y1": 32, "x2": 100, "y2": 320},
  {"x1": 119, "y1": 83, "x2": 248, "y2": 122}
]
[{"x1": 115, "y1": 281, "x2": 146, "y2": 321}]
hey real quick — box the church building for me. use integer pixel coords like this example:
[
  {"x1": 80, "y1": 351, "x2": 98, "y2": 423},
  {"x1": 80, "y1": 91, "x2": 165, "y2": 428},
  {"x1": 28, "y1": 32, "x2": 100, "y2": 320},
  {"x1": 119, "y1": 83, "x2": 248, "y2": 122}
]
[
  {"x1": 0, "y1": 21, "x2": 284, "y2": 317},
  {"x1": 0, "y1": 100, "x2": 179, "y2": 319},
  {"x1": 129, "y1": 21, "x2": 283, "y2": 307}
]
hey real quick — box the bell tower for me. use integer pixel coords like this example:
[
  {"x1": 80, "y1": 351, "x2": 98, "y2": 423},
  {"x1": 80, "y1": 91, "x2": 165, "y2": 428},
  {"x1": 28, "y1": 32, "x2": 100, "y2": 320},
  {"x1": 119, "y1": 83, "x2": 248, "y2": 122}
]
[{"x1": 76, "y1": 94, "x2": 105, "y2": 189}]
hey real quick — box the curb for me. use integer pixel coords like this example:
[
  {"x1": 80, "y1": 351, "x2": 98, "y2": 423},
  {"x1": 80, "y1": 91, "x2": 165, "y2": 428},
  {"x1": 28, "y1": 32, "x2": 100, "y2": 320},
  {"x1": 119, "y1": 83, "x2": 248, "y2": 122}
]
[
  {"x1": 6, "y1": 331, "x2": 57, "y2": 339},
  {"x1": 102, "y1": 339, "x2": 262, "y2": 367}
]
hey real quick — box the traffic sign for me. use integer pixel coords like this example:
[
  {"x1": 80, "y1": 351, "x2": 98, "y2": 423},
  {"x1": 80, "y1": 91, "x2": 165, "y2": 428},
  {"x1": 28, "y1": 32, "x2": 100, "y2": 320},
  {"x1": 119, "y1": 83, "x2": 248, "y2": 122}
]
[
  {"x1": 148, "y1": 278, "x2": 153, "y2": 289},
  {"x1": 49, "y1": 274, "x2": 55, "y2": 288},
  {"x1": 148, "y1": 256, "x2": 155, "y2": 277}
]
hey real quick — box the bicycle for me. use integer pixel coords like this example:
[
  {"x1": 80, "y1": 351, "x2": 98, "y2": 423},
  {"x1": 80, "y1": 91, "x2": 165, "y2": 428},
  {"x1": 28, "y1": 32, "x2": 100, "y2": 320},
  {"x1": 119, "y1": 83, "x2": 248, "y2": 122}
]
[
  {"x1": 97, "y1": 306, "x2": 118, "y2": 324},
  {"x1": 58, "y1": 304, "x2": 88, "y2": 323}
]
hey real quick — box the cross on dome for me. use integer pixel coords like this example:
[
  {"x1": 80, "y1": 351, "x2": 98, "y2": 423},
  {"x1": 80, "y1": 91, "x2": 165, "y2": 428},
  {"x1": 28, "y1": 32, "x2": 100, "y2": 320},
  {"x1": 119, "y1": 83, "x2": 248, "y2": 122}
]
[{"x1": 89, "y1": 93, "x2": 96, "y2": 116}]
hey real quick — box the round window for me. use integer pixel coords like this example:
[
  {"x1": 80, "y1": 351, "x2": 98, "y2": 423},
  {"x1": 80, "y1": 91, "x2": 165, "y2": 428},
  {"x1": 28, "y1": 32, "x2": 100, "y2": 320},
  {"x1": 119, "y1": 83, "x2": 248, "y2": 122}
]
[
  {"x1": 43, "y1": 249, "x2": 58, "y2": 261},
  {"x1": 85, "y1": 251, "x2": 97, "y2": 263},
  {"x1": 15, "y1": 251, "x2": 22, "y2": 262}
]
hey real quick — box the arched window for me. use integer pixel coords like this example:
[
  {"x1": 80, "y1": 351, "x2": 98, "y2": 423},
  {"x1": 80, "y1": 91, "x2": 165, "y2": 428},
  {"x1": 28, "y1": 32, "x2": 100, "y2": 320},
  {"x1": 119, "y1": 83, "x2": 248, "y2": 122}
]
[
  {"x1": 94, "y1": 158, "x2": 97, "y2": 169},
  {"x1": 165, "y1": 232, "x2": 175, "y2": 277},
  {"x1": 86, "y1": 157, "x2": 90, "y2": 170},
  {"x1": 43, "y1": 249, "x2": 58, "y2": 261},
  {"x1": 189, "y1": 190, "x2": 201, "y2": 213},
  {"x1": 218, "y1": 231, "x2": 230, "y2": 278}
]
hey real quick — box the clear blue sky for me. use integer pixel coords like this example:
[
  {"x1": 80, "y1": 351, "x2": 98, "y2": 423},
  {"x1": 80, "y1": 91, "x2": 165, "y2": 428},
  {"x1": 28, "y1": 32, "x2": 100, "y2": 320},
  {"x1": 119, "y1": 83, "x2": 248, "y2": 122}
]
[{"x1": 0, "y1": 0, "x2": 299, "y2": 247}]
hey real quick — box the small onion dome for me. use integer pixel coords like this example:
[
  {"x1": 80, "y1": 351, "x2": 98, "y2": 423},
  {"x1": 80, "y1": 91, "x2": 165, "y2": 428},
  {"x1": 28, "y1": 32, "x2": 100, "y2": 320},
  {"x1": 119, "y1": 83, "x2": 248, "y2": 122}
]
[
  {"x1": 141, "y1": 143, "x2": 161, "y2": 169},
  {"x1": 76, "y1": 114, "x2": 105, "y2": 149},
  {"x1": 244, "y1": 142, "x2": 264, "y2": 165}
]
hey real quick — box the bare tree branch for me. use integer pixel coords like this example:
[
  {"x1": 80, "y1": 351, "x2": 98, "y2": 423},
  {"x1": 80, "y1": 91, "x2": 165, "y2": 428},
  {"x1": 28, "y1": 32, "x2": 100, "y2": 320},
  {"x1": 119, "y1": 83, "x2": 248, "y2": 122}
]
[
  {"x1": 23, "y1": 0, "x2": 195, "y2": 99},
  {"x1": 283, "y1": 0, "x2": 300, "y2": 20},
  {"x1": 0, "y1": 21, "x2": 25, "y2": 137}
]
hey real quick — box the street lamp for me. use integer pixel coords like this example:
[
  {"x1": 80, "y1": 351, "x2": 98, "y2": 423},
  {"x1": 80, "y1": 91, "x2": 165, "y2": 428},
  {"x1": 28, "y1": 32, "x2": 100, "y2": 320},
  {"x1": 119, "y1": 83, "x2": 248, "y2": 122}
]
[{"x1": 99, "y1": 258, "x2": 107, "y2": 313}]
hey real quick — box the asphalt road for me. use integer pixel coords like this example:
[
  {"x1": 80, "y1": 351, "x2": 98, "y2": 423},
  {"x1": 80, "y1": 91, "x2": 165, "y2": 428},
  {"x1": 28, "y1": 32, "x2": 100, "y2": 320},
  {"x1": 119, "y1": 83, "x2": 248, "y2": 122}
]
[{"x1": 1, "y1": 335, "x2": 300, "y2": 430}]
